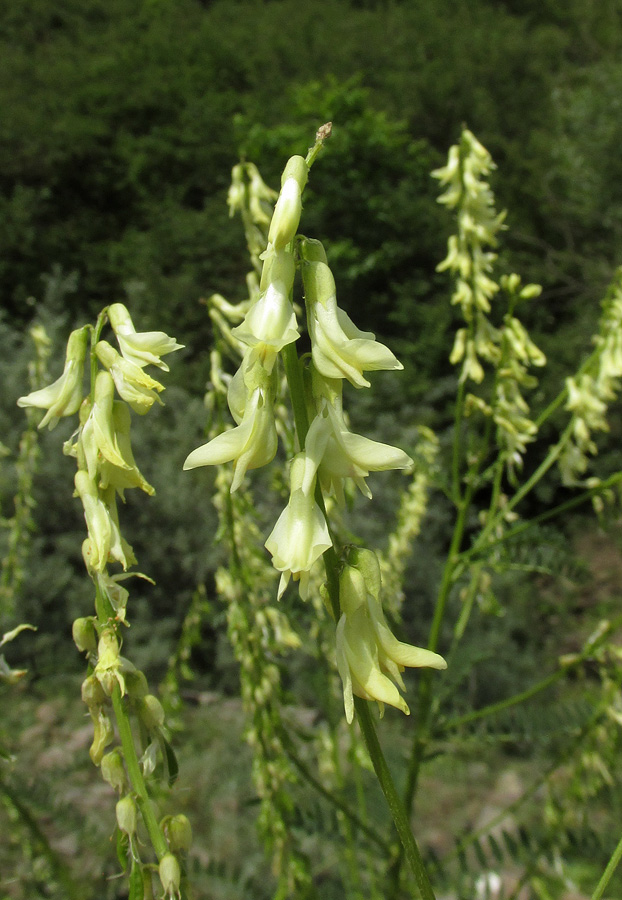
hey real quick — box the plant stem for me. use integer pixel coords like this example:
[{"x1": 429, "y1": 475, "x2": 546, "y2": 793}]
[
  {"x1": 355, "y1": 698, "x2": 437, "y2": 900},
  {"x1": 442, "y1": 614, "x2": 622, "y2": 732},
  {"x1": 94, "y1": 583, "x2": 168, "y2": 861},
  {"x1": 460, "y1": 468, "x2": 622, "y2": 567},
  {"x1": 592, "y1": 832, "x2": 622, "y2": 900},
  {"x1": 111, "y1": 686, "x2": 169, "y2": 860}
]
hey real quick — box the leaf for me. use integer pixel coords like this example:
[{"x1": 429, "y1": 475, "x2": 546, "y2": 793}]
[
  {"x1": 488, "y1": 833, "x2": 503, "y2": 864},
  {"x1": 116, "y1": 827, "x2": 129, "y2": 873},
  {"x1": 160, "y1": 735, "x2": 179, "y2": 786},
  {"x1": 0, "y1": 623, "x2": 37, "y2": 647},
  {"x1": 129, "y1": 859, "x2": 144, "y2": 900}
]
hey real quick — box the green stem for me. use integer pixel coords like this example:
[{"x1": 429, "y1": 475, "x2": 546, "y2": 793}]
[
  {"x1": 94, "y1": 583, "x2": 168, "y2": 861},
  {"x1": 305, "y1": 123, "x2": 332, "y2": 169},
  {"x1": 281, "y1": 342, "x2": 310, "y2": 446},
  {"x1": 469, "y1": 421, "x2": 573, "y2": 560},
  {"x1": 451, "y1": 376, "x2": 467, "y2": 504},
  {"x1": 111, "y1": 686, "x2": 169, "y2": 860},
  {"x1": 355, "y1": 698, "x2": 437, "y2": 900},
  {"x1": 443, "y1": 614, "x2": 622, "y2": 734},
  {"x1": 460, "y1": 469, "x2": 622, "y2": 568},
  {"x1": 592, "y1": 832, "x2": 622, "y2": 900}
]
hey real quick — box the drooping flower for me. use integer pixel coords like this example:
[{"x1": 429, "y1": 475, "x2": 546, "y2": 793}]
[
  {"x1": 74, "y1": 470, "x2": 112, "y2": 573},
  {"x1": 335, "y1": 549, "x2": 446, "y2": 724},
  {"x1": 303, "y1": 382, "x2": 412, "y2": 502},
  {"x1": 95, "y1": 340, "x2": 164, "y2": 414},
  {"x1": 265, "y1": 453, "x2": 332, "y2": 600},
  {"x1": 98, "y1": 401, "x2": 155, "y2": 498},
  {"x1": 79, "y1": 370, "x2": 131, "y2": 481},
  {"x1": 303, "y1": 259, "x2": 403, "y2": 388},
  {"x1": 108, "y1": 303, "x2": 184, "y2": 372},
  {"x1": 17, "y1": 326, "x2": 89, "y2": 429},
  {"x1": 184, "y1": 386, "x2": 278, "y2": 492},
  {"x1": 231, "y1": 250, "x2": 299, "y2": 364}
]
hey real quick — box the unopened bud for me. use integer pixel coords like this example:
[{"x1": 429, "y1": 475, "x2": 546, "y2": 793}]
[
  {"x1": 139, "y1": 694, "x2": 165, "y2": 731},
  {"x1": 158, "y1": 852, "x2": 181, "y2": 898},
  {"x1": 519, "y1": 283, "x2": 542, "y2": 300},
  {"x1": 81, "y1": 674, "x2": 106, "y2": 709},
  {"x1": 101, "y1": 749, "x2": 127, "y2": 794},
  {"x1": 72, "y1": 617, "x2": 97, "y2": 655},
  {"x1": 162, "y1": 814, "x2": 193, "y2": 853},
  {"x1": 116, "y1": 794, "x2": 137, "y2": 836},
  {"x1": 126, "y1": 668, "x2": 149, "y2": 699}
]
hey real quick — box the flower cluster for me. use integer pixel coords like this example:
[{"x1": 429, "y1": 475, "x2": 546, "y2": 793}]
[
  {"x1": 434, "y1": 130, "x2": 546, "y2": 472},
  {"x1": 18, "y1": 305, "x2": 189, "y2": 896},
  {"x1": 188, "y1": 142, "x2": 445, "y2": 724},
  {"x1": 185, "y1": 151, "x2": 413, "y2": 602},
  {"x1": 560, "y1": 268, "x2": 622, "y2": 485}
]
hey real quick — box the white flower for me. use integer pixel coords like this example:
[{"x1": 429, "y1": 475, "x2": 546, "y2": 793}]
[
  {"x1": 303, "y1": 389, "x2": 412, "y2": 503},
  {"x1": 17, "y1": 326, "x2": 88, "y2": 429},
  {"x1": 336, "y1": 550, "x2": 446, "y2": 724},
  {"x1": 98, "y1": 401, "x2": 155, "y2": 498},
  {"x1": 231, "y1": 250, "x2": 299, "y2": 363},
  {"x1": 184, "y1": 387, "x2": 277, "y2": 492},
  {"x1": 265, "y1": 454, "x2": 332, "y2": 600},
  {"x1": 95, "y1": 340, "x2": 164, "y2": 414},
  {"x1": 108, "y1": 303, "x2": 183, "y2": 372},
  {"x1": 74, "y1": 470, "x2": 112, "y2": 573},
  {"x1": 79, "y1": 370, "x2": 131, "y2": 481},
  {"x1": 303, "y1": 260, "x2": 403, "y2": 388}
]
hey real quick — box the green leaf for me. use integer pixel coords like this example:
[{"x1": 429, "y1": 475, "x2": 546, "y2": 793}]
[
  {"x1": 129, "y1": 859, "x2": 144, "y2": 900},
  {"x1": 160, "y1": 735, "x2": 179, "y2": 786},
  {"x1": 116, "y1": 827, "x2": 129, "y2": 873}
]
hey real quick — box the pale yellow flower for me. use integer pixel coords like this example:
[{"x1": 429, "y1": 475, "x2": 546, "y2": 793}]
[
  {"x1": 95, "y1": 340, "x2": 164, "y2": 414},
  {"x1": 17, "y1": 326, "x2": 88, "y2": 429},
  {"x1": 265, "y1": 453, "x2": 332, "y2": 600},
  {"x1": 108, "y1": 303, "x2": 183, "y2": 372},
  {"x1": 303, "y1": 260, "x2": 402, "y2": 388},
  {"x1": 184, "y1": 387, "x2": 277, "y2": 492},
  {"x1": 335, "y1": 550, "x2": 446, "y2": 723}
]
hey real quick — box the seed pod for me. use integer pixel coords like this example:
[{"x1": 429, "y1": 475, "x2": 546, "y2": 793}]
[
  {"x1": 158, "y1": 852, "x2": 181, "y2": 898},
  {"x1": 72, "y1": 617, "x2": 97, "y2": 655},
  {"x1": 101, "y1": 749, "x2": 127, "y2": 794},
  {"x1": 116, "y1": 794, "x2": 137, "y2": 836},
  {"x1": 162, "y1": 814, "x2": 193, "y2": 853}
]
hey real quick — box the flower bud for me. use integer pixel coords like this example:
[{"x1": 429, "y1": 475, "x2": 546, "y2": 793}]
[
  {"x1": 125, "y1": 668, "x2": 149, "y2": 699},
  {"x1": 72, "y1": 617, "x2": 97, "y2": 655},
  {"x1": 81, "y1": 674, "x2": 107, "y2": 709},
  {"x1": 139, "y1": 694, "x2": 165, "y2": 731},
  {"x1": 101, "y1": 749, "x2": 127, "y2": 794},
  {"x1": 162, "y1": 814, "x2": 193, "y2": 853},
  {"x1": 159, "y1": 852, "x2": 181, "y2": 898},
  {"x1": 267, "y1": 155, "x2": 308, "y2": 251},
  {"x1": 116, "y1": 794, "x2": 137, "y2": 836}
]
